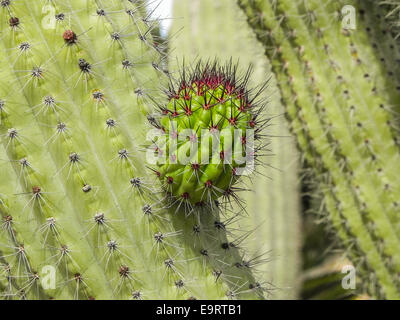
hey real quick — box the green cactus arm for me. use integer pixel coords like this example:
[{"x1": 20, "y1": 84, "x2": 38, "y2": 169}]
[
  {"x1": 277, "y1": 0, "x2": 400, "y2": 248},
  {"x1": 169, "y1": 0, "x2": 302, "y2": 299},
  {"x1": 238, "y1": 0, "x2": 400, "y2": 298},
  {"x1": 237, "y1": 0, "x2": 374, "y2": 296},
  {"x1": 0, "y1": 0, "x2": 263, "y2": 299},
  {"x1": 286, "y1": 0, "x2": 400, "y2": 295}
]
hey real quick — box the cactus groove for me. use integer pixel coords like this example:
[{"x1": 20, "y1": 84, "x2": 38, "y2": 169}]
[{"x1": 0, "y1": 0, "x2": 264, "y2": 299}]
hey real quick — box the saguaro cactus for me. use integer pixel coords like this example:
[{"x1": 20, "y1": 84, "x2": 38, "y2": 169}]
[
  {"x1": 0, "y1": 0, "x2": 264, "y2": 299},
  {"x1": 238, "y1": 0, "x2": 400, "y2": 298}
]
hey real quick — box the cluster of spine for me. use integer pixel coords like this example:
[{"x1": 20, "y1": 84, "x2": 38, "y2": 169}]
[
  {"x1": 238, "y1": 0, "x2": 400, "y2": 299},
  {"x1": 0, "y1": 0, "x2": 264, "y2": 299},
  {"x1": 149, "y1": 60, "x2": 266, "y2": 207},
  {"x1": 170, "y1": 0, "x2": 301, "y2": 299}
]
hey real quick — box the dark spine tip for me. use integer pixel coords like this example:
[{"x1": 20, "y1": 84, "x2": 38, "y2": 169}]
[{"x1": 9, "y1": 17, "x2": 19, "y2": 27}]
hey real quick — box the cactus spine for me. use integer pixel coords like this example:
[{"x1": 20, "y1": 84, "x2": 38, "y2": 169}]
[
  {"x1": 0, "y1": 0, "x2": 264, "y2": 299},
  {"x1": 170, "y1": 0, "x2": 302, "y2": 299},
  {"x1": 238, "y1": 0, "x2": 400, "y2": 298}
]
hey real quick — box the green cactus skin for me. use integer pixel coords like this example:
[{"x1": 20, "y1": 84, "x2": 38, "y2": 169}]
[
  {"x1": 170, "y1": 0, "x2": 302, "y2": 299},
  {"x1": 238, "y1": 0, "x2": 400, "y2": 299},
  {"x1": 0, "y1": 0, "x2": 264, "y2": 300}
]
